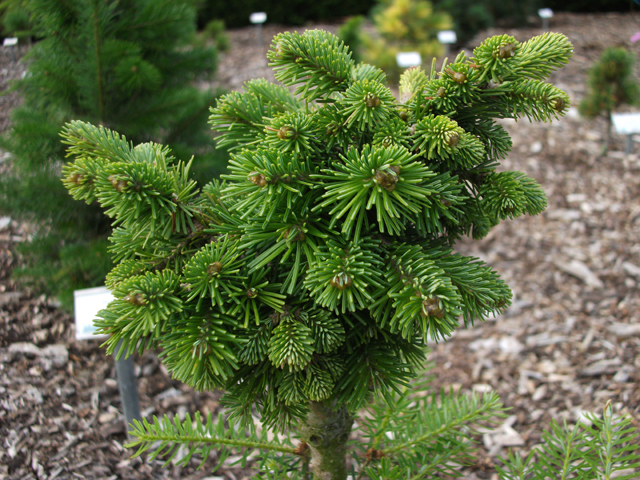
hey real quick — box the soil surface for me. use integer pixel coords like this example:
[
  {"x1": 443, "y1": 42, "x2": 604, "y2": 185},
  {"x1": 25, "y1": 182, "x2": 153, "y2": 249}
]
[{"x1": 2, "y1": 12, "x2": 640, "y2": 480}]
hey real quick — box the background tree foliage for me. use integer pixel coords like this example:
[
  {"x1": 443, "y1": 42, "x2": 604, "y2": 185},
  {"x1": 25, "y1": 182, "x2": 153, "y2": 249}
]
[{"x1": 0, "y1": 0, "x2": 226, "y2": 307}]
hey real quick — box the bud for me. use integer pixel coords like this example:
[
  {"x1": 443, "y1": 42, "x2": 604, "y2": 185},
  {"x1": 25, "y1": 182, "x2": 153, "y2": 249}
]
[
  {"x1": 375, "y1": 167, "x2": 400, "y2": 191},
  {"x1": 277, "y1": 125, "x2": 297, "y2": 140},
  {"x1": 248, "y1": 172, "x2": 267, "y2": 187},
  {"x1": 551, "y1": 97, "x2": 565, "y2": 112},
  {"x1": 451, "y1": 71, "x2": 467, "y2": 84},
  {"x1": 436, "y1": 87, "x2": 446, "y2": 98},
  {"x1": 274, "y1": 41, "x2": 285, "y2": 57},
  {"x1": 124, "y1": 293, "x2": 146, "y2": 306},
  {"x1": 284, "y1": 226, "x2": 306, "y2": 242},
  {"x1": 246, "y1": 288, "x2": 258, "y2": 298},
  {"x1": 498, "y1": 42, "x2": 516, "y2": 59},
  {"x1": 208, "y1": 261, "x2": 223, "y2": 275},
  {"x1": 330, "y1": 273, "x2": 352, "y2": 290},
  {"x1": 69, "y1": 173, "x2": 84, "y2": 184},
  {"x1": 420, "y1": 296, "x2": 444, "y2": 319},
  {"x1": 446, "y1": 132, "x2": 460, "y2": 147},
  {"x1": 365, "y1": 93, "x2": 381, "y2": 108}
]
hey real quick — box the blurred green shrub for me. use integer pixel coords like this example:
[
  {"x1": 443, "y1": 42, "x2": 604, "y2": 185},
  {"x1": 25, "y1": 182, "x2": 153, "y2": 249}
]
[
  {"x1": 0, "y1": 0, "x2": 33, "y2": 40},
  {"x1": 337, "y1": 15, "x2": 364, "y2": 63},
  {"x1": 431, "y1": 0, "x2": 540, "y2": 46},
  {"x1": 0, "y1": 0, "x2": 227, "y2": 308},
  {"x1": 360, "y1": 0, "x2": 452, "y2": 81},
  {"x1": 580, "y1": 47, "x2": 640, "y2": 150},
  {"x1": 202, "y1": 18, "x2": 229, "y2": 52}
]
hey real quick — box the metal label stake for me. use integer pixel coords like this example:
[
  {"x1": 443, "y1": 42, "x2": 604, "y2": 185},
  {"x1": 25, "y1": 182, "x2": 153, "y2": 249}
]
[{"x1": 74, "y1": 286, "x2": 142, "y2": 438}]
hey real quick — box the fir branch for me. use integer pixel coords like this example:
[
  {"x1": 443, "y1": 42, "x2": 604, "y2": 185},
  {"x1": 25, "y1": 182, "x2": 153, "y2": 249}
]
[
  {"x1": 127, "y1": 412, "x2": 296, "y2": 468},
  {"x1": 268, "y1": 30, "x2": 355, "y2": 101},
  {"x1": 382, "y1": 390, "x2": 503, "y2": 455}
]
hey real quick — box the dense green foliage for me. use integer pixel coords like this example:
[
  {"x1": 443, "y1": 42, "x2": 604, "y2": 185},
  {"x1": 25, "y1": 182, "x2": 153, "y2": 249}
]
[
  {"x1": 0, "y1": 0, "x2": 33, "y2": 39},
  {"x1": 62, "y1": 27, "x2": 571, "y2": 426},
  {"x1": 0, "y1": 0, "x2": 226, "y2": 307},
  {"x1": 60, "y1": 27, "x2": 640, "y2": 480}
]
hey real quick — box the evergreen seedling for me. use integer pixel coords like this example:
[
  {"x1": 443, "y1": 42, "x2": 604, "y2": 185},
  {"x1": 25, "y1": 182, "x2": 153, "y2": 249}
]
[
  {"x1": 59, "y1": 30, "x2": 640, "y2": 480},
  {"x1": 579, "y1": 47, "x2": 640, "y2": 151}
]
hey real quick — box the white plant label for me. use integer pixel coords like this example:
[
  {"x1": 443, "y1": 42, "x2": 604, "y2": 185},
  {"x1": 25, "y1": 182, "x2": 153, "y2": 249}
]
[{"x1": 73, "y1": 286, "x2": 114, "y2": 340}]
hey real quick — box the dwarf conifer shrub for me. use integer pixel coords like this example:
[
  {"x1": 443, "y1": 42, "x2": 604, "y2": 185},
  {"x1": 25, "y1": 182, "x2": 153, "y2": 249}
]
[{"x1": 58, "y1": 29, "x2": 640, "y2": 480}]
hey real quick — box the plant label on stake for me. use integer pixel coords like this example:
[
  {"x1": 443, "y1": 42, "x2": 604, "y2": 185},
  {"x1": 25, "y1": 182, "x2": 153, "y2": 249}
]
[
  {"x1": 250, "y1": 11, "x2": 267, "y2": 58},
  {"x1": 396, "y1": 51, "x2": 422, "y2": 69},
  {"x1": 73, "y1": 285, "x2": 112, "y2": 341},
  {"x1": 437, "y1": 30, "x2": 457, "y2": 59},
  {"x1": 538, "y1": 9, "x2": 553, "y2": 30},
  {"x1": 74, "y1": 286, "x2": 141, "y2": 437},
  {"x1": 3, "y1": 37, "x2": 18, "y2": 62},
  {"x1": 611, "y1": 112, "x2": 640, "y2": 153}
]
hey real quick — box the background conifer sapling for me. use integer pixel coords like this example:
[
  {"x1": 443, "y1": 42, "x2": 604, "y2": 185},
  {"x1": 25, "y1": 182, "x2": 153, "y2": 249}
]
[
  {"x1": 59, "y1": 29, "x2": 639, "y2": 480},
  {"x1": 0, "y1": 0, "x2": 224, "y2": 307},
  {"x1": 579, "y1": 47, "x2": 640, "y2": 152}
]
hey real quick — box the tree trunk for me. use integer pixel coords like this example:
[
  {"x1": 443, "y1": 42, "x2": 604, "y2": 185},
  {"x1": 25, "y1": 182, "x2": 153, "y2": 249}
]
[{"x1": 301, "y1": 401, "x2": 354, "y2": 480}]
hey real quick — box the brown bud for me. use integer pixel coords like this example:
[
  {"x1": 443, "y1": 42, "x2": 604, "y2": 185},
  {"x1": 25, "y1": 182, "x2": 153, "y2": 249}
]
[
  {"x1": 116, "y1": 180, "x2": 127, "y2": 192},
  {"x1": 420, "y1": 296, "x2": 444, "y2": 319},
  {"x1": 446, "y1": 132, "x2": 460, "y2": 148},
  {"x1": 284, "y1": 227, "x2": 305, "y2": 242},
  {"x1": 551, "y1": 97, "x2": 565, "y2": 112},
  {"x1": 277, "y1": 126, "x2": 297, "y2": 140},
  {"x1": 498, "y1": 43, "x2": 516, "y2": 59},
  {"x1": 293, "y1": 441, "x2": 309, "y2": 456},
  {"x1": 365, "y1": 93, "x2": 381, "y2": 108},
  {"x1": 248, "y1": 172, "x2": 267, "y2": 187},
  {"x1": 69, "y1": 173, "x2": 85, "y2": 185},
  {"x1": 375, "y1": 170, "x2": 399, "y2": 191},
  {"x1": 207, "y1": 261, "x2": 223, "y2": 275},
  {"x1": 246, "y1": 288, "x2": 258, "y2": 298},
  {"x1": 436, "y1": 87, "x2": 446, "y2": 98},
  {"x1": 124, "y1": 293, "x2": 146, "y2": 306},
  {"x1": 451, "y1": 71, "x2": 467, "y2": 84},
  {"x1": 330, "y1": 273, "x2": 352, "y2": 290},
  {"x1": 365, "y1": 448, "x2": 385, "y2": 461}
]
